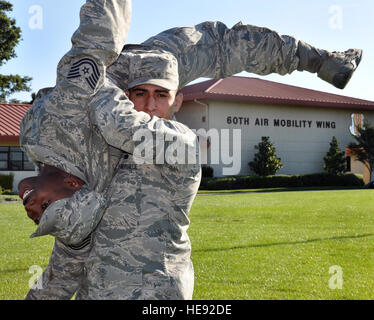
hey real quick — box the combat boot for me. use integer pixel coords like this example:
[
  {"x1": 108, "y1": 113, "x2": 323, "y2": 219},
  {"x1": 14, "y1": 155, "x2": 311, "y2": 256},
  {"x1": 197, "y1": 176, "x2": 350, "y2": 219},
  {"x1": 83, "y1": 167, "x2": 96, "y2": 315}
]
[{"x1": 297, "y1": 40, "x2": 362, "y2": 89}]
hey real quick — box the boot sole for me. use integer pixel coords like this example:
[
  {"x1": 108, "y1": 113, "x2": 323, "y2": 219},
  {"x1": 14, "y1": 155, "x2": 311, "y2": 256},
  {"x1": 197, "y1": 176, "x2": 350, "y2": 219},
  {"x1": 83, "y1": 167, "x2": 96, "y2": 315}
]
[{"x1": 332, "y1": 49, "x2": 363, "y2": 89}]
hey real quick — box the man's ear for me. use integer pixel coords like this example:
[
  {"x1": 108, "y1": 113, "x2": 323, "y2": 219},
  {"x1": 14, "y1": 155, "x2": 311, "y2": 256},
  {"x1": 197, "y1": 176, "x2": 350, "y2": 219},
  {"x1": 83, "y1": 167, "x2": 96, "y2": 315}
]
[
  {"x1": 125, "y1": 90, "x2": 130, "y2": 97},
  {"x1": 173, "y1": 92, "x2": 184, "y2": 113},
  {"x1": 63, "y1": 177, "x2": 84, "y2": 191}
]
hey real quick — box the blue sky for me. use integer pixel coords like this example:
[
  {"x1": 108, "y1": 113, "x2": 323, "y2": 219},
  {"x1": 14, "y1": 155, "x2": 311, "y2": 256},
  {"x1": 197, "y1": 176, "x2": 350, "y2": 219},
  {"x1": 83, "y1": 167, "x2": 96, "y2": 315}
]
[{"x1": 3, "y1": 0, "x2": 374, "y2": 102}]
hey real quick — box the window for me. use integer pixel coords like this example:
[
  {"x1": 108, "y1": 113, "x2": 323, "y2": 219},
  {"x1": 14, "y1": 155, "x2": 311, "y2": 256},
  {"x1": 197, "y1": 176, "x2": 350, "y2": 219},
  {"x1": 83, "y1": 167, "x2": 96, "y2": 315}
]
[{"x1": 0, "y1": 147, "x2": 35, "y2": 171}]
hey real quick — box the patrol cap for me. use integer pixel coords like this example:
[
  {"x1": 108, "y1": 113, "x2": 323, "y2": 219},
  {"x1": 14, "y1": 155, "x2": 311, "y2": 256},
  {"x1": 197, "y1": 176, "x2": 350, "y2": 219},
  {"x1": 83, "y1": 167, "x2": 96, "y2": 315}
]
[{"x1": 108, "y1": 45, "x2": 179, "y2": 91}]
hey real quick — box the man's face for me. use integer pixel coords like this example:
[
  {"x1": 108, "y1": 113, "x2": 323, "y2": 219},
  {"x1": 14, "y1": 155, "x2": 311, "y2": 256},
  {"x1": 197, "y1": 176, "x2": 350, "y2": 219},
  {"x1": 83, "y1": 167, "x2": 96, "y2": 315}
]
[
  {"x1": 18, "y1": 175, "x2": 79, "y2": 225},
  {"x1": 127, "y1": 84, "x2": 183, "y2": 120}
]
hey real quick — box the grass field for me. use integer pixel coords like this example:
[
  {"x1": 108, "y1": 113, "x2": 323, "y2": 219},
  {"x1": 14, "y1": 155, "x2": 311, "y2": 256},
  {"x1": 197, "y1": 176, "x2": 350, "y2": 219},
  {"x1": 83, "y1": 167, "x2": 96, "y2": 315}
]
[{"x1": 1, "y1": 189, "x2": 374, "y2": 300}]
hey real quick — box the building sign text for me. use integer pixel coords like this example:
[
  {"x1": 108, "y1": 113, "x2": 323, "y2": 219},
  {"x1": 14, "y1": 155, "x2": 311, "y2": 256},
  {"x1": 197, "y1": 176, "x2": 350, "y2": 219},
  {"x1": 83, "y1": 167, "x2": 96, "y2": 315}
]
[{"x1": 226, "y1": 116, "x2": 336, "y2": 129}]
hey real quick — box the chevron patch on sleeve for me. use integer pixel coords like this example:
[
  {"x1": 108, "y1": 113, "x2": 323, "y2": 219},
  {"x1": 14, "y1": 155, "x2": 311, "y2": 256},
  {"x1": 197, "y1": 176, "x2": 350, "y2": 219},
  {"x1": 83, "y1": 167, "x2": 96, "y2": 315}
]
[{"x1": 67, "y1": 58, "x2": 101, "y2": 90}]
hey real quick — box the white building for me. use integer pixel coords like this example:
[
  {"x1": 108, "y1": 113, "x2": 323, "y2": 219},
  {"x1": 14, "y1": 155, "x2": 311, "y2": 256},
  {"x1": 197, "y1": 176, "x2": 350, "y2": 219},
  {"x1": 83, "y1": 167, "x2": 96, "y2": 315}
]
[{"x1": 176, "y1": 76, "x2": 374, "y2": 182}]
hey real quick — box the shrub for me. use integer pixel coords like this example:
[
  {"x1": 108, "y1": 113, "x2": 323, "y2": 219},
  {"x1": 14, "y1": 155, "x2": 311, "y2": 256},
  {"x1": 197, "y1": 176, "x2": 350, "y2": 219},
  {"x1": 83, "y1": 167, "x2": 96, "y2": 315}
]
[
  {"x1": 199, "y1": 173, "x2": 364, "y2": 190},
  {"x1": 0, "y1": 173, "x2": 14, "y2": 192},
  {"x1": 249, "y1": 136, "x2": 283, "y2": 176},
  {"x1": 324, "y1": 136, "x2": 347, "y2": 175},
  {"x1": 201, "y1": 166, "x2": 214, "y2": 178}
]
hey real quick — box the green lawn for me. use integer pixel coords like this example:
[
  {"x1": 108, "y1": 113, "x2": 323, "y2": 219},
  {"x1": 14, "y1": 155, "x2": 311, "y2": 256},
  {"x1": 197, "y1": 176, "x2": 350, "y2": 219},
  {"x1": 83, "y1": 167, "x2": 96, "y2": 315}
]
[
  {"x1": 1, "y1": 189, "x2": 373, "y2": 300},
  {"x1": 0, "y1": 196, "x2": 54, "y2": 300},
  {"x1": 190, "y1": 189, "x2": 374, "y2": 300}
]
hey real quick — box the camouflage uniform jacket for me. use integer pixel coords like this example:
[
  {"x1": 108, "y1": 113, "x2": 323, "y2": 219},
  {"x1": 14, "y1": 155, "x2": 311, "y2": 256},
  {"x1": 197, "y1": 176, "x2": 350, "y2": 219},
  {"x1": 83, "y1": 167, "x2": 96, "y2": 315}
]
[{"x1": 23, "y1": 0, "x2": 301, "y2": 300}]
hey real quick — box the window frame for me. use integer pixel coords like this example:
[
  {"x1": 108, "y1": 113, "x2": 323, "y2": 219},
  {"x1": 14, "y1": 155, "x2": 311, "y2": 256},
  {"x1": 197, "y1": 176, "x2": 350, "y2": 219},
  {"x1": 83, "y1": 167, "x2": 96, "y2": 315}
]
[{"x1": 0, "y1": 146, "x2": 35, "y2": 171}]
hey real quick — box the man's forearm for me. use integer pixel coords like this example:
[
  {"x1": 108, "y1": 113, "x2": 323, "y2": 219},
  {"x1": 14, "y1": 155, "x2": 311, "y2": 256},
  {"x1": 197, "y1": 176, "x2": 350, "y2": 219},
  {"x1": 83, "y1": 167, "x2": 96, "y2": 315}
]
[
  {"x1": 30, "y1": 187, "x2": 107, "y2": 246},
  {"x1": 90, "y1": 78, "x2": 199, "y2": 161}
]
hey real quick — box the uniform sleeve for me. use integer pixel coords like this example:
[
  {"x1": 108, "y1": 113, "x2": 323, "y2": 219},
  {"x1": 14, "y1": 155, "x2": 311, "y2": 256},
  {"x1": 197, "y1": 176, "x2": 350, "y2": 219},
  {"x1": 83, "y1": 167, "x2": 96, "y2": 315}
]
[
  {"x1": 20, "y1": 0, "x2": 132, "y2": 181},
  {"x1": 25, "y1": 238, "x2": 91, "y2": 300},
  {"x1": 90, "y1": 78, "x2": 199, "y2": 164},
  {"x1": 141, "y1": 21, "x2": 300, "y2": 88},
  {"x1": 55, "y1": 0, "x2": 132, "y2": 97},
  {"x1": 29, "y1": 186, "x2": 107, "y2": 246},
  {"x1": 70, "y1": 0, "x2": 131, "y2": 66}
]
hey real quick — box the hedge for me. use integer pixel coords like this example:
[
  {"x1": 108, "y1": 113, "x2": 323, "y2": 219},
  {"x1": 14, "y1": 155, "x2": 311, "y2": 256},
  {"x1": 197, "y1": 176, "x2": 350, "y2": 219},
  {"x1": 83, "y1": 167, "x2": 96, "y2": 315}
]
[
  {"x1": 201, "y1": 166, "x2": 214, "y2": 178},
  {"x1": 0, "y1": 173, "x2": 14, "y2": 193},
  {"x1": 199, "y1": 173, "x2": 364, "y2": 190}
]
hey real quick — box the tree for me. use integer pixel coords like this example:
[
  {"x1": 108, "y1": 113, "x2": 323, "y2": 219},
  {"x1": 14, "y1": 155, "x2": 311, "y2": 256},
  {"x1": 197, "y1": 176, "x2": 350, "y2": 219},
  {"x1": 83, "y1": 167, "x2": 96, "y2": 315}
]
[
  {"x1": 348, "y1": 122, "x2": 374, "y2": 182},
  {"x1": 323, "y1": 136, "x2": 346, "y2": 175},
  {"x1": 0, "y1": 1, "x2": 32, "y2": 102},
  {"x1": 249, "y1": 136, "x2": 283, "y2": 176}
]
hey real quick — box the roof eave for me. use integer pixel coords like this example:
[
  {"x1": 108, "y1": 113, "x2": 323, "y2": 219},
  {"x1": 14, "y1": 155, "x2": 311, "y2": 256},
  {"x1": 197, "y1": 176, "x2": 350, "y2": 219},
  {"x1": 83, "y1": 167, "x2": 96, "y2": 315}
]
[
  {"x1": 183, "y1": 93, "x2": 374, "y2": 111},
  {"x1": 0, "y1": 136, "x2": 20, "y2": 143}
]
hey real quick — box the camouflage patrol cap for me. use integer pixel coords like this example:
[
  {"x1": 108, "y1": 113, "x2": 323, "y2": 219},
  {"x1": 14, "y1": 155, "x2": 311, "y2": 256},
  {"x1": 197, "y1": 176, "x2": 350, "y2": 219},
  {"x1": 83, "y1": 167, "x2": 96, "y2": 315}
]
[{"x1": 108, "y1": 45, "x2": 179, "y2": 91}]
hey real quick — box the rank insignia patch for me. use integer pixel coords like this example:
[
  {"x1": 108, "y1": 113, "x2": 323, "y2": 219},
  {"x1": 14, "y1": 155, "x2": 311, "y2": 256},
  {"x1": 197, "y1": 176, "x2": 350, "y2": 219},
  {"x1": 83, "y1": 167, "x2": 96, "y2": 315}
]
[{"x1": 67, "y1": 58, "x2": 100, "y2": 90}]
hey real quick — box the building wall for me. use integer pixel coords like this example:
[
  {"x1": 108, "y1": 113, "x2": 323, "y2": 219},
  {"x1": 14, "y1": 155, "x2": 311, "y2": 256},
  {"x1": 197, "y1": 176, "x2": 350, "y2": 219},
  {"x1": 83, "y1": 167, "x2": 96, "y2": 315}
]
[
  {"x1": 178, "y1": 100, "x2": 374, "y2": 177},
  {"x1": 0, "y1": 141, "x2": 19, "y2": 147},
  {"x1": 1, "y1": 170, "x2": 37, "y2": 193},
  {"x1": 176, "y1": 101, "x2": 210, "y2": 165},
  {"x1": 349, "y1": 154, "x2": 370, "y2": 184},
  {"x1": 349, "y1": 154, "x2": 364, "y2": 175},
  {"x1": 176, "y1": 101, "x2": 208, "y2": 131}
]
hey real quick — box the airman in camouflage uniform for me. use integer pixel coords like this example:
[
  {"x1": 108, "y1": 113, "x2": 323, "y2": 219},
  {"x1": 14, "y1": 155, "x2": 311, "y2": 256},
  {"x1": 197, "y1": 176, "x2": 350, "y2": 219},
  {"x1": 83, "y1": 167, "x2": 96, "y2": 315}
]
[{"x1": 21, "y1": 0, "x2": 362, "y2": 300}]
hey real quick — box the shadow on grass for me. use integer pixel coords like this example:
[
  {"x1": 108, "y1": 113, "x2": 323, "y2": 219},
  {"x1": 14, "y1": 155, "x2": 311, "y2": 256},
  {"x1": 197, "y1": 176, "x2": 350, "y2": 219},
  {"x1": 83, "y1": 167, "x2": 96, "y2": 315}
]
[
  {"x1": 198, "y1": 186, "x2": 365, "y2": 195},
  {"x1": 0, "y1": 267, "x2": 31, "y2": 274},
  {"x1": 0, "y1": 266, "x2": 47, "y2": 274},
  {"x1": 195, "y1": 233, "x2": 374, "y2": 253}
]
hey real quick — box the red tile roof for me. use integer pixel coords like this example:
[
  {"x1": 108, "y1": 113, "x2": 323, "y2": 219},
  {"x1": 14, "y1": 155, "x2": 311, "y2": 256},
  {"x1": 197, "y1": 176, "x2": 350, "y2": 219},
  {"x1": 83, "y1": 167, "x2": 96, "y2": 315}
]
[
  {"x1": 0, "y1": 103, "x2": 31, "y2": 142},
  {"x1": 181, "y1": 76, "x2": 374, "y2": 110}
]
